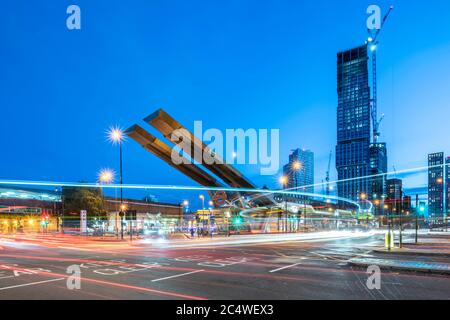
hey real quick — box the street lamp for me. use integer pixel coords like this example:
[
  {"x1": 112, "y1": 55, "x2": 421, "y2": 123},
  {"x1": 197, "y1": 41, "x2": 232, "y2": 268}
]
[
  {"x1": 108, "y1": 126, "x2": 125, "y2": 239},
  {"x1": 279, "y1": 176, "x2": 288, "y2": 233},
  {"x1": 98, "y1": 169, "x2": 115, "y2": 235},
  {"x1": 292, "y1": 161, "x2": 302, "y2": 232},
  {"x1": 199, "y1": 195, "x2": 205, "y2": 210},
  {"x1": 98, "y1": 168, "x2": 115, "y2": 185},
  {"x1": 293, "y1": 161, "x2": 308, "y2": 229}
]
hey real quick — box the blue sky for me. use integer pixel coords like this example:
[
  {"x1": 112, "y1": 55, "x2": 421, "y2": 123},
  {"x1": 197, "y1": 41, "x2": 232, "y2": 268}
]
[{"x1": 1, "y1": 0, "x2": 450, "y2": 202}]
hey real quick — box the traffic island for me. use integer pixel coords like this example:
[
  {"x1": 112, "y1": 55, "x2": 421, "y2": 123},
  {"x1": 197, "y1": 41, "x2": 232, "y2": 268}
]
[
  {"x1": 348, "y1": 257, "x2": 450, "y2": 275},
  {"x1": 373, "y1": 247, "x2": 450, "y2": 258}
]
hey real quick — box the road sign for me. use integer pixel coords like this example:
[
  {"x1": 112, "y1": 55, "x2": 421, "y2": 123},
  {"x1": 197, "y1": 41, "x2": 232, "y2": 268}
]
[{"x1": 80, "y1": 210, "x2": 87, "y2": 233}]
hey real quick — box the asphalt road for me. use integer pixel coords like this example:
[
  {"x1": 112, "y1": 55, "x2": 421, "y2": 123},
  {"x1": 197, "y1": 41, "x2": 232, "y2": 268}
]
[{"x1": 0, "y1": 232, "x2": 449, "y2": 300}]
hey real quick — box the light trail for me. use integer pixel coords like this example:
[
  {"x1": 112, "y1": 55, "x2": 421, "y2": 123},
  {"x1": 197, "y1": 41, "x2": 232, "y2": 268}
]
[
  {"x1": 285, "y1": 164, "x2": 440, "y2": 191},
  {"x1": 0, "y1": 162, "x2": 434, "y2": 196},
  {"x1": 0, "y1": 178, "x2": 361, "y2": 213}
]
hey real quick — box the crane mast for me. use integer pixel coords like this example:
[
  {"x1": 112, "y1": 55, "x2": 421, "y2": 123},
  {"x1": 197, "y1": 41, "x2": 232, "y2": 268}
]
[{"x1": 367, "y1": 5, "x2": 394, "y2": 143}]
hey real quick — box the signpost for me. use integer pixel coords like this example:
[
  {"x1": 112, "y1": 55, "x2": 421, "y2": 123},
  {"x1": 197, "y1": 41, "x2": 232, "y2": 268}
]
[{"x1": 80, "y1": 210, "x2": 87, "y2": 235}]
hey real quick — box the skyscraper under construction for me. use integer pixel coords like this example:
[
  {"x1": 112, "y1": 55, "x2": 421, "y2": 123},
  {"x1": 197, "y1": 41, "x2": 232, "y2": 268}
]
[{"x1": 336, "y1": 45, "x2": 371, "y2": 202}]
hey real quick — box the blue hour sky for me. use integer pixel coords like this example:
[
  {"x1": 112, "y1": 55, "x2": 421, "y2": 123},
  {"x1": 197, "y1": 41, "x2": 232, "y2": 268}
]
[{"x1": 1, "y1": 0, "x2": 450, "y2": 201}]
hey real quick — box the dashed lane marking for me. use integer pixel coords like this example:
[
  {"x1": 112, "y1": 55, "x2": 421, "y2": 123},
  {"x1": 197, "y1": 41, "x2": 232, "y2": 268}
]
[
  {"x1": 269, "y1": 263, "x2": 302, "y2": 273},
  {"x1": 0, "y1": 278, "x2": 64, "y2": 291},
  {"x1": 151, "y1": 270, "x2": 204, "y2": 282}
]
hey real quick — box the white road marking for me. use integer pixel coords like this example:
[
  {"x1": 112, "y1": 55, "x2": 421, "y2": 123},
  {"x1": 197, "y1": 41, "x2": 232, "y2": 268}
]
[
  {"x1": 57, "y1": 246, "x2": 94, "y2": 252},
  {"x1": 151, "y1": 270, "x2": 204, "y2": 282},
  {"x1": 269, "y1": 263, "x2": 302, "y2": 273},
  {"x1": 0, "y1": 278, "x2": 64, "y2": 291},
  {"x1": 0, "y1": 276, "x2": 15, "y2": 280}
]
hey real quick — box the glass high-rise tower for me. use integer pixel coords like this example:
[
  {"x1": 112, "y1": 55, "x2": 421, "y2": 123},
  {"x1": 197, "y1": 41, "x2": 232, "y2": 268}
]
[
  {"x1": 428, "y1": 152, "x2": 444, "y2": 221},
  {"x1": 283, "y1": 149, "x2": 314, "y2": 194},
  {"x1": 336, "y1": 45, "x2": 372, "y2": 202}
]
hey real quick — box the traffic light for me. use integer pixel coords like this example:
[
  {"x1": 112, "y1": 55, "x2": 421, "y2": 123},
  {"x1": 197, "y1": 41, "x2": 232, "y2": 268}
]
[
  {"x1": 41, "y1": 214, "x2": 50, "y2": 226},
  {"x1": 233, "y1": 216, "x2": 243, "y2": 226}
]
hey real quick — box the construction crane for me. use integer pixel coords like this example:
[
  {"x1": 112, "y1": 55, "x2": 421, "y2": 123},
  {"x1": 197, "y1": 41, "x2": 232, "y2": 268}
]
[
  {"x1": 325, "y1": 151, "x2": 332, "y2": 196},
  {"x1": 367, "y1": 5, "x2": 394, "y2": 143}
]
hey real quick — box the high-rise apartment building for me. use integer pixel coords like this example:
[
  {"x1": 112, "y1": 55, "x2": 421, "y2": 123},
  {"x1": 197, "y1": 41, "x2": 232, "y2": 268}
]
[
  {"x1": 336, "y1": 45, "x2": 371, "y2": 202},
  {"x1": 428, "y1": 152, "x2": 444, "y2": 220}
]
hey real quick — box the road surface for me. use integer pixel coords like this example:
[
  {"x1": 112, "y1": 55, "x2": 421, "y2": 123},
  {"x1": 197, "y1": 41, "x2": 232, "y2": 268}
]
[{"x1": 0, "y1": 232, "x2": 449, "y2": 300}]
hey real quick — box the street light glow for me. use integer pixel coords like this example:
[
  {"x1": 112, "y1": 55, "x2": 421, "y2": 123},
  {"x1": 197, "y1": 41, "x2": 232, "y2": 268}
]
[
  {"x1": 107, "y1": 126, "x2": 125, "y2": 144},
  {"x1": 98, "y1": 168, "x2": 115, "y2": 184},
  {"x1": 293, "y1": 161, "x2": 302, "y2": 171},
  {"x1": 279, "y1": 176, "x2": 288, "y2": 186}
]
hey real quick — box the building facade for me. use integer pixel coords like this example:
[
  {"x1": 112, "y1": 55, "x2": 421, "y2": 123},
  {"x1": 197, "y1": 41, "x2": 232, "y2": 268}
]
[
  {"x1": 336, "y1": 45, "x2": 372, "y2": 202},
  {"x1": 386, "y1": 178, "x2": 403, "y2": 214},
  {"x1": 105, "y1": 198, "x2": 183, "y2": 234},
  {"x1": 283, "y1": 149, "x2": 314, "y2": 194},
  {"x1": 369, "y1": 143, "x2": 388, "y2": 215},
  {"x1": 428, "y1": 152, "x2": 444, "y2": 220}
]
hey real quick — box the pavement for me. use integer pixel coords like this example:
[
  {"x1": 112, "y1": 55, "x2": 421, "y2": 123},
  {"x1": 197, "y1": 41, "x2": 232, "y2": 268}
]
[
  {"x1": 349, "y1": 258, "x2": 450, "y2": 275},
  {"x1": 349, "y1": 231, "x2": 450, "y2": 275},
  {"x1": 0, "y1": 231, "x2": 449, "y2": 300},
  {"x1": 373, "y1": 247, "x2": 450, "y2": 258}
]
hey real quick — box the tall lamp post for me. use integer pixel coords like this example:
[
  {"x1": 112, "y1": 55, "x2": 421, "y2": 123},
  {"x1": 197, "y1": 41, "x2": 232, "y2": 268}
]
[
  {"x1": 182, "y1": 200, "x2": 189, "y2": 233},
  {"x1": 199, "y1": 195, "x2": 205, "y2": 210},
  {"x1": 295, "y1": 161, "x2": 308, "y2": 229},
  {"x1": 108, "y1": 127, "x2": 125, "y2": 239},
  {"x1": 199, "y1": 195, "x2": 205, "y2": 235},
  {"x1": 98, "y1": 168, "x2": 115, "y2": 235},
  {"x1": 292, "y1": 161, "x2": 301, "y2": 232},
  {"x1": 279, "y1": 176, "x2": 288, "y2": 233}
]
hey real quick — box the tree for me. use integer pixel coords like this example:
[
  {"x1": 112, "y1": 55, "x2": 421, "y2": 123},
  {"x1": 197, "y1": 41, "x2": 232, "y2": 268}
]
[{"x1": 62, "y1": 186, "x2": 104, "y2": 217}]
